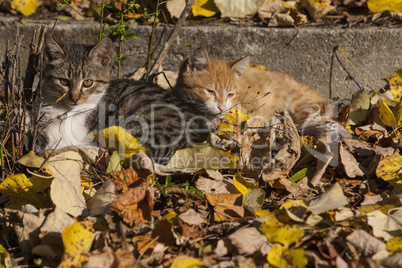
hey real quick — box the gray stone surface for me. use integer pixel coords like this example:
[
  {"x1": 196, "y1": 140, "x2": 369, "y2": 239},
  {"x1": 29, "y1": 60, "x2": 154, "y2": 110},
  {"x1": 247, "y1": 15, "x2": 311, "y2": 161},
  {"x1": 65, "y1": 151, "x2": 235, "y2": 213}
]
[{"x1": 1, "y1": 17, "x2": 401, "y2": 99}]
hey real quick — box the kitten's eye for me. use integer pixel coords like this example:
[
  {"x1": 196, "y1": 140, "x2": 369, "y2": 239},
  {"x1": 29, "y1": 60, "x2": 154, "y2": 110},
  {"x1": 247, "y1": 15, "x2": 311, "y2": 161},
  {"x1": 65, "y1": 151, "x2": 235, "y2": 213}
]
[
  {"x1": 227, "y1": 93, "x2": 235, "y2": 98},
  {"x1": 83, "y1": 80, "x2": 93, "y2": 87},
  {"x1": 60, "y1": 79, "x2": 69, "y2": 86},
  {"x1": 207, "y1": 89, "x2": 216, "y2": 97}
]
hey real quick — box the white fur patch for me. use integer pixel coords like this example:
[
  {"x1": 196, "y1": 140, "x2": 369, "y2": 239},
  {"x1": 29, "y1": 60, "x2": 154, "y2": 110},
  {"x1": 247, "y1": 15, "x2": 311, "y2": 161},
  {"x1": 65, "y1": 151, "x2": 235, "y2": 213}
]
[{"x1": 39, "y1": 92, "x2": 105, "y2": 150}]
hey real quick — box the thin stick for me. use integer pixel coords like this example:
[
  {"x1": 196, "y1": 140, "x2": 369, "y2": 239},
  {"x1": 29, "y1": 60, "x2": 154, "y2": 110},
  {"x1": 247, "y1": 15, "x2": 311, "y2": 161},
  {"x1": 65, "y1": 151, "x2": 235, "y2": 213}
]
[
  {"x1": 146, "y1": 0, "x2": 160, "y2": 82},
  {"x1": 148, "y1": 0, "x2": 195, "y2": 81}
]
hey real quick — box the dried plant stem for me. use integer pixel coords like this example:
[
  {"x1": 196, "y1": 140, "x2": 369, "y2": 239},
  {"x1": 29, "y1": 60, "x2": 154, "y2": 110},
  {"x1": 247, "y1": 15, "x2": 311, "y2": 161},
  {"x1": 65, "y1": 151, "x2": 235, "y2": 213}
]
[
  {"x1": 146, "y1": 0, "x2": 160, "y2": 82},
  {"x1": 148, "y1": 0, "x2": 195, "y2": 81}
]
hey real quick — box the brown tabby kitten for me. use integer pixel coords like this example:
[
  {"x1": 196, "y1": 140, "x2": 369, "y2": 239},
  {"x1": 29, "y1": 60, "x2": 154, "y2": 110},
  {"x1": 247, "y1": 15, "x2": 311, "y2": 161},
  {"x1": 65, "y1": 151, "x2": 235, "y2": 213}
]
[
  {"x1": 176, "y1": 49, "x2": 348, "y2": 138},
  {"x1": 34, "y1": 36, "x2": 222, "y2": 164}
]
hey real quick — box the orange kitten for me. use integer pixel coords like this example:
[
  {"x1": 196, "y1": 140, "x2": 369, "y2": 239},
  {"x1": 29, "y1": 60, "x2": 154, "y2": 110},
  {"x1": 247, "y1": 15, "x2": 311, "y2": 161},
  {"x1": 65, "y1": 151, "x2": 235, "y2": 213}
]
[
  {"x1": 239, "y1": 66, "x2": 329, "y2": 129},
  {"x1": 176, "y1": 48, "x2": 349, "y2": 138},
  {"x1": 175, "y1": 48, "x2": 249, "y2": 118}
]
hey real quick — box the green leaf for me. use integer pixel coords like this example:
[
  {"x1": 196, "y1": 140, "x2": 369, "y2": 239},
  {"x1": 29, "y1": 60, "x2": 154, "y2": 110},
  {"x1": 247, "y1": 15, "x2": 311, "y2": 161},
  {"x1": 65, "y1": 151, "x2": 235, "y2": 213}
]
[{"x1": 290, "y1": 167, "x2": 316, "y2": 183}]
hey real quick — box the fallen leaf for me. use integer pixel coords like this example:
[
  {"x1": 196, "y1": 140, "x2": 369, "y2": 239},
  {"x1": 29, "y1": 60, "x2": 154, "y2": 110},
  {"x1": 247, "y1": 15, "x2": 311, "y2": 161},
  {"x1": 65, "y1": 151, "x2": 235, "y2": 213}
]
[
  {"x1": 170, "y1": 255, "x2": 207, "y2": 268},
  {"x1": 347, "y1": 89, "x2": 370, "y2": 126},
  {"x1": 152, "y1": 219, "x2": 176, "y2": 246},
  {"x1": 376, "y1": 153, "x2": 402, "y2": 182},
  {"x1": 243, "y1": 188, "x2": 265, "y2": 215},
  {"x1": 232, "y1": 172, "x2": 258, "y2": 195},
  {"x1": 228, "y1": 227, "x2": 272, "y2": 255},
  {"x1": 59, "y1": 221, "x2": 95, "y2": 268},
  {"x1": 111, "y1": 186, "x2": 154, "y2": 225},
  {"x1": 387, "y1": 237, "x2": 402, "y2": 254},
  {"x1": 86, "y1": 179, "x2": 115, "y2": 216},
  {"x1": 205, "y1": 193, "x2": 242, "y2": 207},
  {"x1": 367, "y1": 210, "x2": 402, "y2": 241},
  {"x1": 192, "y1": 0, "x2": 219, "y2": 17},
  {"x1": 160, "y1": 145, "x2": 239, "y2": 172},
  {"x1": 308, "y1": 183, "x2": 349, "y2": 215},
  {"x1": 214, "y1": 0, "x2": 265, "y2": 18},
  {"x1": 10, "y1": 0, "x2": 38, "y2": 16},
  {"x1": 48, "y1": 151, "x2": 86, "y2": 217},
  {"x1": 346, "y1": 229, "x2": 386, "y2": 256},
  {"x1": 166, "y1": 0, "x2": 186, "y2": 19},
  {"x1": 218, "y1": 109, "x2": 249, "y2": 137},
  {"x1": 93, "y1": 126, "x2": 145, "y2": 159},
  {"x1": 195, "y1": 176, "x2": 231, "y2": 194},
  {"x1": 339, "y1": 144, "x2": 365, "y2": 178},
  {"x1": 367, "y1": 0, "x2": 402, "y2": 13},
  {"x1": 259, "y1": 211, "x2": 304, "y2": 245},
  {"x1": 178, "y1": 209, "x2": 205, "y2": 226},
  {"x1": 290, "y1": 167, "x2": 316, "y2": 183},
  {"x1": 108, "y1": 167, "x2": 143, "y2": 192},
  {"x1": 267, "y1": 244, "x2": 308, "y2": 268},
  {"x1": 300, "y1": 0, "x2": 335, "y2": 21}
]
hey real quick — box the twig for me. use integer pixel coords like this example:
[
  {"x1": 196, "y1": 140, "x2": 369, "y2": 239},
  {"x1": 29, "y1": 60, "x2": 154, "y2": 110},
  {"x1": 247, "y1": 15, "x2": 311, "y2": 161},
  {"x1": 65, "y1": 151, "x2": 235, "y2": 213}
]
[
  {"x1": 148, "y1": 0, "x2": 195, "y2": 81},
  {"x1": 145, "y1": 0, "x2": 160, "y2": 82}
]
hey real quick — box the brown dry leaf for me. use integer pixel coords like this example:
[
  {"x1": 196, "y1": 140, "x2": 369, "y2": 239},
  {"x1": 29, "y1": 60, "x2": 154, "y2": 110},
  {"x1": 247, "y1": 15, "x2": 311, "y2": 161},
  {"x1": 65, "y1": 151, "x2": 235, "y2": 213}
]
[
  {"x1": 48, "y1": 151, "x2": 86, "y2": 217},
  {"x1": 195, "y1": 176, "x2": 231, "y2": 194},
  {"x1": 214, "y1": 205, "x2": 245, "y2": 222},
  {"x1": 346, "y1": 229, "x2": 386, "y2": 256},
  {"x1": 83, "y1": 247, "x2": 115, "y2": 268},
  {"x1": 339, "y1": 144, "x2": 365, "y2": 178},
  {"x1": 300, "y1": 0, "x2": 335, "y2": 21},
  {"x1": 114, "y1": 247, "x2": 136, "y2": 268},
  {"x1": 228, "y1": 227, "x2": 272, "y2": 255},
  {"x1": 178, "y1": 209, "x2": 206, "y2": 226},
  {"x1": 205, "y1": 193, "x2": 242, "y2": 207},
  {"x1": 152, "y1": 219, "x2": 177, "y2": 246},
  {"x1": 239, "y1": 111, "x2": 300, "y2": 182},
  {"x1": 111, "y1": 186, "x2": 154, "y2": 225},
  {"x1": 214, "y1": 0, "x2": 265, "y2": 18},
  {"x1": 108, "y1": 167, "x2": 143, "y2": 192},
  {"x1": 86, "y1": 179, "x2": 115, "y2": 216}
]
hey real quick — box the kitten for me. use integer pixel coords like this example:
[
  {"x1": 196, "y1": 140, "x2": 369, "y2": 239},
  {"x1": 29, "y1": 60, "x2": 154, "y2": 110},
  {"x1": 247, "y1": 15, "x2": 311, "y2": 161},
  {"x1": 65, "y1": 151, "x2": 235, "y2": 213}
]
[
  {"x1": 35, "y1": 35, "x2": 112, "y2": 151},
  {"x1": 175, "y1": 48, "x2": 250, "y2": 118},
  {"x1": 34, "y1": 36, "x2": 223, "y2": 164},
  {"x1": 176, "y1": 49, "x2": 349, "y2": 139}
]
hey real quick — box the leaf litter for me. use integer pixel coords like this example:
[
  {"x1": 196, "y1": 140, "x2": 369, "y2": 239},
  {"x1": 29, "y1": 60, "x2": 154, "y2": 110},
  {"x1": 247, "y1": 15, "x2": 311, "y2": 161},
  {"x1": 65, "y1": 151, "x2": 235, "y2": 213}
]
[{"x1": 2, "y1": 48, "x2": 402, "y2": 268}]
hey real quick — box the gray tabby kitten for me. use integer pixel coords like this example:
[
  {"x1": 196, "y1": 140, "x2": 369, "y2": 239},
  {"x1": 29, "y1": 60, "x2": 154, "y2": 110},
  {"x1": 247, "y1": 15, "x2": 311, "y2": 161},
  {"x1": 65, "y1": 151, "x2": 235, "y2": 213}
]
[{"x1": 35, "y1": 35, "x2": 217, "y2": 164}]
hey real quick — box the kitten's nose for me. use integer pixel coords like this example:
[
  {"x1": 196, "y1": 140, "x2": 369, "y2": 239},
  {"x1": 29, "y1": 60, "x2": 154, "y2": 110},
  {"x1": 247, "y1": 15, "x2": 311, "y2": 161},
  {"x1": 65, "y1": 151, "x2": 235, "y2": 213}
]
[
  {"x1": 71, "y1": 97, "x2": 80, "y2": 104},
  {"x1": 218, "y1": 105, "x2": 226, "y2": 113},
  {"x1": 71, "y1": 92, "x2": 80, "y2": 104}
]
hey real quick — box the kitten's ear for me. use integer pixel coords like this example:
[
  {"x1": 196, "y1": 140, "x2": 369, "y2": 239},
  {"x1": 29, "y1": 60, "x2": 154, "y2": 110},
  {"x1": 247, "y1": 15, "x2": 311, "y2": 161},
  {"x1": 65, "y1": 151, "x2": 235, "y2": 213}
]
[
  {"x1": 187, "y1": 47, "x2": 210, "y2": 74},
  {"x1": 232, "y1": 56, "x2": 250, "y2": 79},
  {"x1": 45, "y1": 34, "x2": 66, "y2": 60},
  {"x1": 88, "y1": 38, "x2": 113, "y2": 67}
]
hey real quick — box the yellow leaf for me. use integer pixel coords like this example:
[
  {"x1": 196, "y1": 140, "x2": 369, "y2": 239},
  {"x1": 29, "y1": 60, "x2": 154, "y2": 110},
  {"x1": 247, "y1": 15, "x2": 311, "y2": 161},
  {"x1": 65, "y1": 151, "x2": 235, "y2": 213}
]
[
  {"x1": 259, "y1": 211, "x2": 304, "y2": 245},
  {"x1": 162, "y1": 211, "x2": 178, "y2": 222},
  {"x1": 192, "y1": 0, "x2": 219, "y2": 17},
  {"x1": 387, "y1": 237, "x2": 402, "y2": 254},
  {"x1": 80, "y1": 177, "x2": 93, "y2": 194},
  {"x1": 387, "y1": 69, "x2": 402, "y2": 102},
  {"x1": 368, "y1": 0, "x2": 402, "y2": 13},
  {"x1": 59, "y1": 221, "x2": 95, "y2": 268},
  {"x1": 376, "y1": 153, "x2": 402, "y2": 182},
  {"x1": 377, "y1": 99, "x2": 397, "y2": 129},
  {"x1": 0, "y1": 244, "x2": 9, "y2": 266},
  {"x1": 311, "y1": 0, "x2": 329, "y2": 7},
  {"x1": 267, "y1": 244, "x2": 308, "y2": 268},
  {"x1": 93, "y1": 126, "x2": 145, "y2": 159},
  {"x1": 255, "y1": 208, "x2": 270, "y2": 218},
  {"x1": 219, "y1": 109, "x2": 249, "y2": 136},
  {"x1": 171, "y1": 255, "x2": 208, "y2": 268},
  {"x1": 0, "y1": 174, "x2": 52, "y2": 210},
  {"x1": 10, "y1": 0, "x2": 38, "y2": 16},
  {"x1": 233, "y1": 172, "x2": 258, "y2": 195},
  {"x1": 281, "y1": 200, "x2": 305, "y2": 210},
  {"x1": 17, "y1": 151, "x2": 54, "y2": 176}
]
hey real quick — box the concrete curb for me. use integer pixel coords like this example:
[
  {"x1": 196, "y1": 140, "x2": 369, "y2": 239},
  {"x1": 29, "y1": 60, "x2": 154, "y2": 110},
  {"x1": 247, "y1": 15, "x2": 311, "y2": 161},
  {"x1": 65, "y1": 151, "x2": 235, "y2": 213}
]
[{"x1": 1, "y1": 18, "x2": 401, "y2": 99}]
